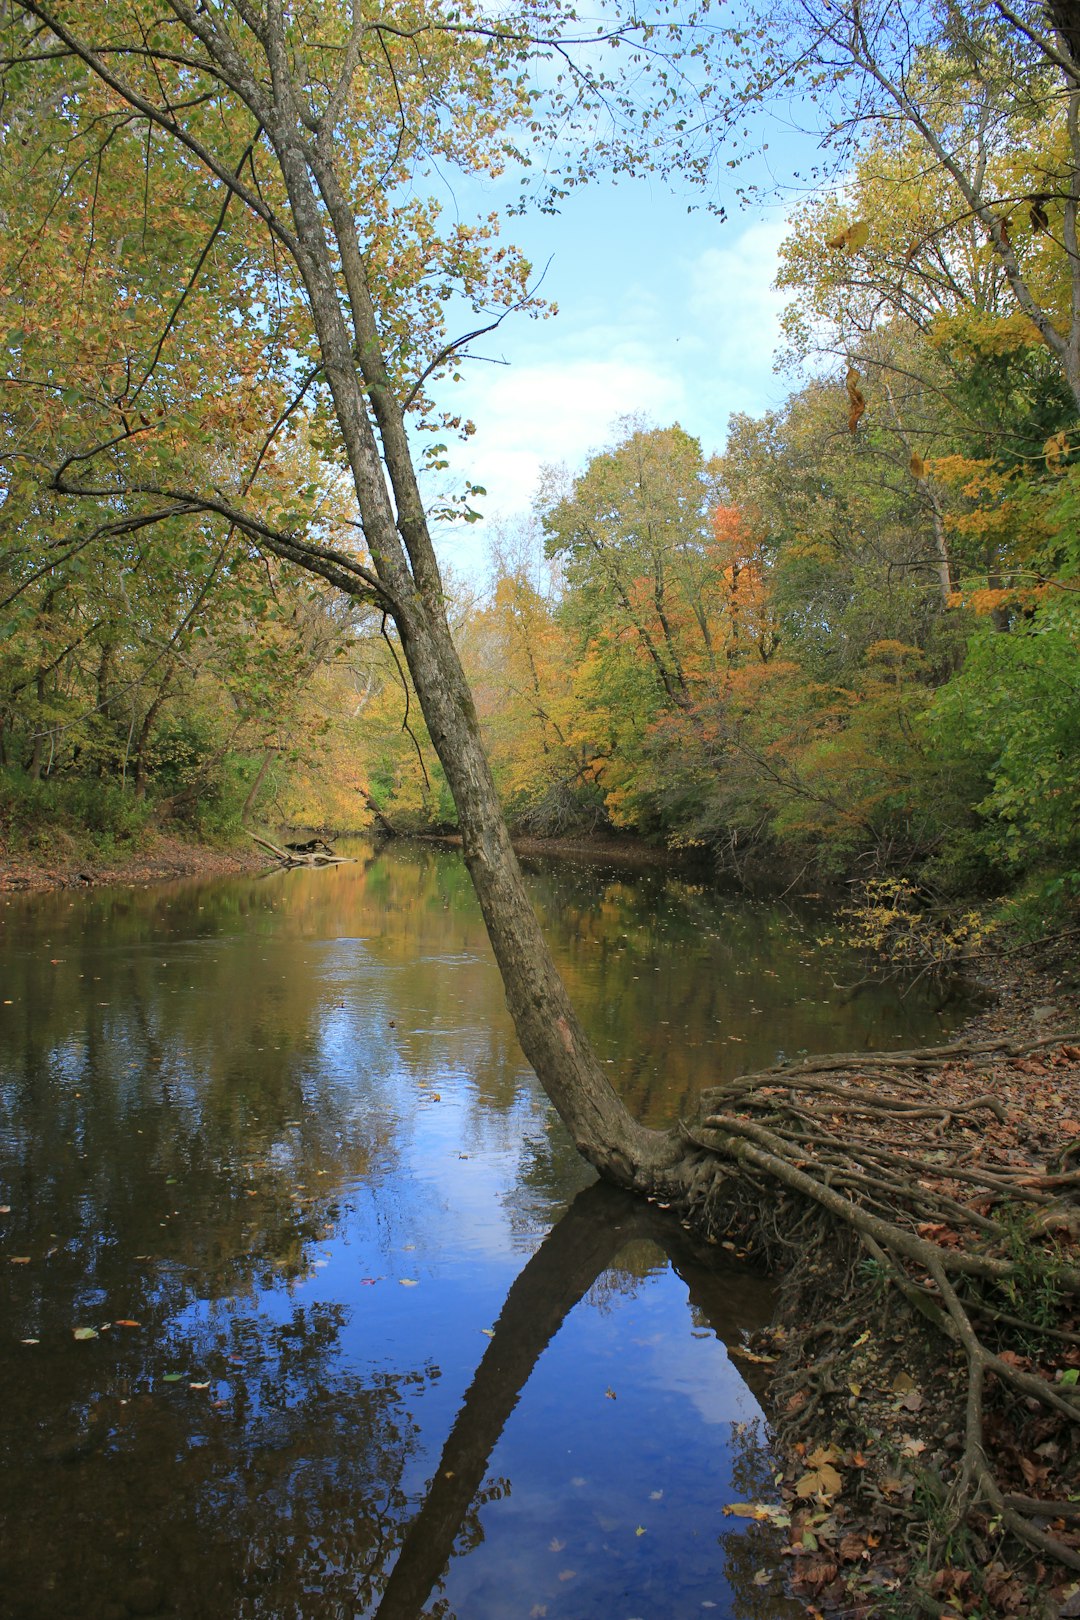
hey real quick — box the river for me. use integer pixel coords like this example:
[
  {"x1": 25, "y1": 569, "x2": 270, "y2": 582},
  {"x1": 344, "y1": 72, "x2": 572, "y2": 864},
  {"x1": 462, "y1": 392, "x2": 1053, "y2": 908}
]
[{"x1": 0, "y1": 839, "x2": 965, "y2": 1619}]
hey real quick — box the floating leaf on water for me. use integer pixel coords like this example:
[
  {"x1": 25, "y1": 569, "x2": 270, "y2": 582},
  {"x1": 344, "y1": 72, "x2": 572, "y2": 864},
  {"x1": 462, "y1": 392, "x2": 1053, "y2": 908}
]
[
  {"x1": 73, "y1": 1327, "x2": 98, "y2": 1341},
  {"x1": 634, "y1": 1525, "x2": 646, "y2": 1536},
  {"x1": 795, "y1": 1462, "x2": 842, "y2": 1499},
  {"x1": 21, "y1": 1337, "x2": 39, "y2": 1345},
  {"x1": 114, "y1": 1319, "x2": 141, "y2": 1329},
  {"x1": 722, "y1": 1502, "x2": 790, "y2": 1523},
  {"x1": 548, "y1": 1538, "x2": 565, "y2": 1553},
  {"x1": 189, "y1": 1381, "x2": 211, "y2": 1390},
  {"x1": 8, "y1": 1256, "x2": 30, "y2": 1265},
  {"x1": 398, "y1": 1279, "x2": 418, "y2": 1287},
  {"x1": 605, "y1": 1387, "x2": 616, "y2": 1399},
  {"x1": 162, "y1": 1372, "x2": 183, "y2": 1382}
]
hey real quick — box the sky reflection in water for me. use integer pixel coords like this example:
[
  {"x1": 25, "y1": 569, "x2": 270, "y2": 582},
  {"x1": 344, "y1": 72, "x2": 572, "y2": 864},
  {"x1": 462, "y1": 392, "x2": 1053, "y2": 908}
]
[{"x1": 0, "y1": 842, "x2": 962, "y2": 1619}]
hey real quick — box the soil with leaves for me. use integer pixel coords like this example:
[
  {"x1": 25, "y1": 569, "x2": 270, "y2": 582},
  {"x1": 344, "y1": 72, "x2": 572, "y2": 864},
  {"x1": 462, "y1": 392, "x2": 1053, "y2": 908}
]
[
  {"x1": 0, "y1": 832, "x2": 267, "y2": 893},
  {"x1": 681, "y1": 944, "x2": 1080, "y2": 1620}
]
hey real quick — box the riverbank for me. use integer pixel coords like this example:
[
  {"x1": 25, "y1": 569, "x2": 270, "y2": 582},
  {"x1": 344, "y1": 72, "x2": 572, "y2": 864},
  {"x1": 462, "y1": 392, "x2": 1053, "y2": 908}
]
[
  {"x1": 0, "y1": 826, "x2": 693, "y2": 894},
  {"x1": 714, "y1": 941, "x2": 1080, "y2": 1620},
  {"x1": 0, "y1": 830, "x2": 266, "y2": 893}
]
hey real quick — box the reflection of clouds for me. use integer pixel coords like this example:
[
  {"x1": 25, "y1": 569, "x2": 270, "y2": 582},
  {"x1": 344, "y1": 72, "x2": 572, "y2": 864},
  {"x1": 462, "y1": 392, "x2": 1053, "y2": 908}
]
[{"x1": 639, "y1": 1319, "x2": 762, "y2": 1428}]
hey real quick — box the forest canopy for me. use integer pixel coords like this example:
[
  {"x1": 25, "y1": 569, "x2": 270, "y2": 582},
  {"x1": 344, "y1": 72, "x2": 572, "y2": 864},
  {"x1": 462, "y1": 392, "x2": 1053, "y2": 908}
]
[{"x1": 0, "y1": 0, "x2": 1077, "y2": 923}]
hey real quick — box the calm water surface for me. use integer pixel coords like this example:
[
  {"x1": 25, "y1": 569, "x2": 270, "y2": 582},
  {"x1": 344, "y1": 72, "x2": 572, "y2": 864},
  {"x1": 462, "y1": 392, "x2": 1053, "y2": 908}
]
[{"x1": 0, "y1": 841, "x2": 963, "y2": 1619}]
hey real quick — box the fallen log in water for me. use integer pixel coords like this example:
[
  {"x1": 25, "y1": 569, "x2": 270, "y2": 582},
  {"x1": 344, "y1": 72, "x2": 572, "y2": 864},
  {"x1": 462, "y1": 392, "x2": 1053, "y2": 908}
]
[{"x1": 246, "y1": 830, "x2": 350, "y2": 868}]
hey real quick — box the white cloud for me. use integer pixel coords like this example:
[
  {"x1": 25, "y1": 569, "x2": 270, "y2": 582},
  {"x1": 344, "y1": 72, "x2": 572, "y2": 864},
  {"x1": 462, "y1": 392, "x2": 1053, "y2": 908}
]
[
  {"x1": 448, "y1": 354, "x2": 687, "y2": 519},
  {"x1": 429, "y1": 212, "x2": 793, "y2": 578},
  {"x1": 683, "y1": 217, "x2": 791, "y2": 415}
]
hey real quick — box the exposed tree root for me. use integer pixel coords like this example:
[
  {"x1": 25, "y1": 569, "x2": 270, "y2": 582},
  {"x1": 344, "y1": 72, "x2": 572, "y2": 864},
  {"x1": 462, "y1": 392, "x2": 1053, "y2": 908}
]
[{"x1": 673, "y1": 1031, "x2": 1080, "y2": 1613}]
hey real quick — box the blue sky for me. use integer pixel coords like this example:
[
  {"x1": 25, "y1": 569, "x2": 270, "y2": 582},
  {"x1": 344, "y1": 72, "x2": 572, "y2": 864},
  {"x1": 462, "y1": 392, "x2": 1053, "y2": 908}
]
[
  {"x1": 426, "y1": 170, "x2": 801, "y2": 580},
  {"x1": 424, "y1": 170, "x2": 803, "y2": 573}
]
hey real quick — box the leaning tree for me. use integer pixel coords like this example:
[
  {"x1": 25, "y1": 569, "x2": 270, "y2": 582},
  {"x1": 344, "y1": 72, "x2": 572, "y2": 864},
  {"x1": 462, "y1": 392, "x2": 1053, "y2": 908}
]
[{"x1": 4, "y1": 0, "x2": 1080, "y2": 1580}]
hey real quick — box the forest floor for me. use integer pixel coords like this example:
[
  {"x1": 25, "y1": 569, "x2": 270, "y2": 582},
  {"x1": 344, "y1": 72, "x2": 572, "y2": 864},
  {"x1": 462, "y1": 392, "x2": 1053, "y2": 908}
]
[{"x1": 715, "y1": 942, "x2": 1080, "y2": 1620}]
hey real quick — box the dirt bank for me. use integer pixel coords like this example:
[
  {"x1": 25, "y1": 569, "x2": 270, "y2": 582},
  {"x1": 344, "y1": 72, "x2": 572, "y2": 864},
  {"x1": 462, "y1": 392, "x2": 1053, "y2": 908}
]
[
  {"x1": 712, "y1": 942, "x2": 1080, "y2": 1620},
  {"x1": 0, "y1": 831, "x2": 266, "y2": 893}
]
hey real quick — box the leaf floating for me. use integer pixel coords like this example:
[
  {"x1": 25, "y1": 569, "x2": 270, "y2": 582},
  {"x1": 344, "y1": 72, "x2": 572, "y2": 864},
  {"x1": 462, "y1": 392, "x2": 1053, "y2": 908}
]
[
  {"x1": 794, "y1": 1445, "x2": 844, "y2": 1499},
  {"x1": 605, "y1": 1386, "x2": 617, "y2": 1399},
  {"x1": 162, "y1": 1372, "x2": 183, "y2": 1382},
  {"x1": 846, "y1": 367, "x2": 866, "y2": 435},
  {"x1": 114, "y1": 1319, "x2": 141, "y2": 1329},
  {"x1": 398, "y1": 1278, "x2": 419, "y2": 1287},
  {"x1": 634, "y1": 1525, "x2": 646, "y2": 1536},
  {"x1": 73, "y1": 1326, "x2": 98, "y2": 1341},
  {"x1": 722, "y1": 1502, "x2": 790, "y2": 1525},
  {"x1": 795, "y1": 1462, "x2": 842, "y2": 1499}
]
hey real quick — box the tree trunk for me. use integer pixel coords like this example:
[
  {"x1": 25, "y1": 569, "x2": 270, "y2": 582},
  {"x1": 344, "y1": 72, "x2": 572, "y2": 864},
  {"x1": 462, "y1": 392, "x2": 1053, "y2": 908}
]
[
  {"x1": 241, "y1": 746, "x2": 277, "y2": 824},
  {"x1": 263, "y1": 103, "x2": 679, "y2": 1189},
  {"x1": 21, "y1": 0, "x2": 682, "y2": 1191}
]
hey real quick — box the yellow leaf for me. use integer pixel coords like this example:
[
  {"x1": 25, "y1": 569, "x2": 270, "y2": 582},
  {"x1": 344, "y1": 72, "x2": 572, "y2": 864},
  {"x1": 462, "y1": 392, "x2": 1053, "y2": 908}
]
[
  {"x1": 1044, "y1": 429, "x2": 1069, "y2": 471},
  {"x1": 909, "y1": 452, "x2": 926, "y2": 479},
  {"x1": 826, "y1": 219, "x2": 871, "y2": 253},
  {"x1": 846, "y1": 367, "x2": 866, "y2": 435},
  {"x1": 795, "y1": 1462, "x2": 843, "y2": 1498}
]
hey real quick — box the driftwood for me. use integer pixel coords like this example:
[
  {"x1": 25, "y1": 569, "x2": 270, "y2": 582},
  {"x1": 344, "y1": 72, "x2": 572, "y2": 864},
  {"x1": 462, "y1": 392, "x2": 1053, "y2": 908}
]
[{"x1": 246, "y1": 830, "x2": 351, "y2": 868}]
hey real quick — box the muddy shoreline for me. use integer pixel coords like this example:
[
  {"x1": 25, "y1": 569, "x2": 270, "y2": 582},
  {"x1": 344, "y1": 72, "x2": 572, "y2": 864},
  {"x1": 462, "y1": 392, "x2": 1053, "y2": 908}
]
[{"x1": 0, "y1": 832, "x2": 266, "y2": 893}]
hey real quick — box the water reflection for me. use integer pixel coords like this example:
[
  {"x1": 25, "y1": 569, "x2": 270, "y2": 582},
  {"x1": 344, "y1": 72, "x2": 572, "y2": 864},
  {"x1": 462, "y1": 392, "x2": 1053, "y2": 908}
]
[{"x1": 0, "y1": 843, "x2": 958, "y2": 1618}]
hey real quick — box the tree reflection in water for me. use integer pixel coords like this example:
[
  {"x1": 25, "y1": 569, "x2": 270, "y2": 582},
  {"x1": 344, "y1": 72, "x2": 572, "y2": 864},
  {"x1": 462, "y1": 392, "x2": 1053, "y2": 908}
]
[{"x1": 0, "y1": 849, "x2": 896, "y2": 1619}]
